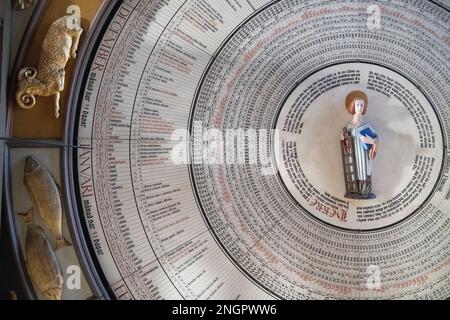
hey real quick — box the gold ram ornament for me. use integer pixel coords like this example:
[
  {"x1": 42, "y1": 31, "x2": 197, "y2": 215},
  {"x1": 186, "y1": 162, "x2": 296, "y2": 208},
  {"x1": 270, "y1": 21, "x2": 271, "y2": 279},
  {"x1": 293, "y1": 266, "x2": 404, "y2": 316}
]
[{"x1": 16, "y1": 13, "x2": 83, "y2": 118}]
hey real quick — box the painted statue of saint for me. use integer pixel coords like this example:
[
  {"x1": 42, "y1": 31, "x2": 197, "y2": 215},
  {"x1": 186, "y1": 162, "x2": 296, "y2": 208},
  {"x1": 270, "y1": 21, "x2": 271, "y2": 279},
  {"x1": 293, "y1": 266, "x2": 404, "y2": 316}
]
[{"x1": 341, "y1": 91, "x2": 380, "y2": 199}]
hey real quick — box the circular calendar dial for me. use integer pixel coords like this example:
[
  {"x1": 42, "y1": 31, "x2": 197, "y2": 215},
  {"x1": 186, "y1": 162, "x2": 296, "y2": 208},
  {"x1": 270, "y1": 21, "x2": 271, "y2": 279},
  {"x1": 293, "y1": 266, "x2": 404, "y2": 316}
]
[{"x1": 73, "y1": 0, "x2": 450, "y2": 299}]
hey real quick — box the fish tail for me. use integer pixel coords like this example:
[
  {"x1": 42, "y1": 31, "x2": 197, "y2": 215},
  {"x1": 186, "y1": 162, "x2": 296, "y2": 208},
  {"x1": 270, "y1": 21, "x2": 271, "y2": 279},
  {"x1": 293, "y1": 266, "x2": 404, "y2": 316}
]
[
  {"x1": 43, "y1": 282, "x2": 62, "y2": 300},
  {"x1": 18, "y1": 208, "x2": 33, "y2": 224},
  {"x1": 9, "y1": 291, "x2": 18, "y2": 300},
  {"x1": 56, "y1": 238, "x2": 71, "y2": 250}
]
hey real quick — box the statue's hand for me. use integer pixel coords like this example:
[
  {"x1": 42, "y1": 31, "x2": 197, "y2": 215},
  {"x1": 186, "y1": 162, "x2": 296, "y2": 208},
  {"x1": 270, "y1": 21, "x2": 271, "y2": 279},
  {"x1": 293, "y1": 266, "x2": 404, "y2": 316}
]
[
  {"x1": 369, "y1": 143, "x2": 378, "y2": 160},
  {"x1": 360, "y1": 134, "x2": 375, "y2": 145}
]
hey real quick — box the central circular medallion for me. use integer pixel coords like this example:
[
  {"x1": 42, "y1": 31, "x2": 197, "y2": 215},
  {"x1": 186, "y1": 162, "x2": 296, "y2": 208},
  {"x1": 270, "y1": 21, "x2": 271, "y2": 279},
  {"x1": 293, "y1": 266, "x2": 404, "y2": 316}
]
[{"x1": 274, "y1": 63, "x2": 444, "y2": 230}]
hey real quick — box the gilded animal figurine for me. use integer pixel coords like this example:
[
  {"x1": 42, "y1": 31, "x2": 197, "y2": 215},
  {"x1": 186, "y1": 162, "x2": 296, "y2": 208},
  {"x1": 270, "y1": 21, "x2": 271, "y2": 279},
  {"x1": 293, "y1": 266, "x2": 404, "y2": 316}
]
[
  {"x1": 20, "y1": 209, "x2": 64, "y2": 300},
  {"x1": 24, "y1": 156, "x2": 71, "y2": 250},
  {"x1": 16, "y1": 14, "x2": 83, "y2": 118}
]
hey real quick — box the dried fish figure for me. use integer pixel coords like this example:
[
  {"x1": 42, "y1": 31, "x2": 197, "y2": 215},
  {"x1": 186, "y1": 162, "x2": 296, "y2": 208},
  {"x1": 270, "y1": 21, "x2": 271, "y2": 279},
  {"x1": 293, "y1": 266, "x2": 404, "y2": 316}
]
[
  {"x1": 20, "y1": 209, "x2": 63, "y2": 300},
  {"x1": 23, "y1": 156, "x2": 70, "y2": 249}
]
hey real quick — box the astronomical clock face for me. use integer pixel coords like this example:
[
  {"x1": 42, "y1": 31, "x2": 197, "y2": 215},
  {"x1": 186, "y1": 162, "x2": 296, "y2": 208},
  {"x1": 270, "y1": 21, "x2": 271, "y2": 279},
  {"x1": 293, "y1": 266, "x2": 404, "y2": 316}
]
[{"x1": 1, "y1": 0, "x2": 449, "y2": 300}]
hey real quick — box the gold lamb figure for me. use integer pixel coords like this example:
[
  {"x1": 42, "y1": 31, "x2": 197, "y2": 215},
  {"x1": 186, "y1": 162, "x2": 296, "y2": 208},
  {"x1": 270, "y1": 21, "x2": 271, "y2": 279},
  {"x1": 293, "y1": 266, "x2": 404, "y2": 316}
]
[{"x1": 16, "y1": 14, "x2": 83, "y2": 118}]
